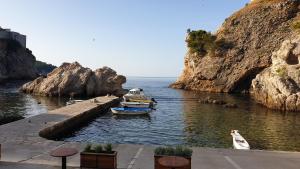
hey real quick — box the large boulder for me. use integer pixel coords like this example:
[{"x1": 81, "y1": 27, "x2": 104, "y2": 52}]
[
  {"x1": 171, "y1": 0, "x2": 300, "y2": 92},
  {"x1": 251, "y1": 37, "x2": 300, "y2": 111},
  {"x1": 86, "y1": 67, "x2": 126, "y2": 96},
  {"x1": 21, "y1": 62, "x2": 126, "y2": 97}
]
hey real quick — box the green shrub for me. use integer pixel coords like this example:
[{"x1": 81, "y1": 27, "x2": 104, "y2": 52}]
[
  {"x1": 84, "y1": 143, "x2": 93, "y2": 152},
  {"x1": 186, "y1": 30, "x2": 216, "y2": 55},
  {"x1": 84, "y1": 143, "x2": 113, "y2": 153},
  {"x1": 104, "y1": 143, "x2": 113, "y2": 153},
  {"x1": 94, "y1": 145, "x2": 103, "y2": 153},
  {"x1": 292, "y1": 21, "x2": 300, "y2": 31},
  {"x1": 154, "y1": 146, "x2": 193, "y2": 157},
  {"x1": 276, "y1": 67, "x2": 287, "y2": 77},
  {"x1": 186, "y1": 30, "x2": 233, "y2": 56}
]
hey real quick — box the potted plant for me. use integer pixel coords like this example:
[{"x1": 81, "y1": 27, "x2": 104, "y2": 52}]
[
  {"x1": 80, "y1": 143, "x2": 117, "y2": 169},
  {"x1": 154, "y1": 146, "x2": 193, "y2": 169}
]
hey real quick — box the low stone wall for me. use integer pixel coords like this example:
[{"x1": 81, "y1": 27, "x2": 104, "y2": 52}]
[{"x1": 39, "y1": 97, "x2": 120, "y2": 140}]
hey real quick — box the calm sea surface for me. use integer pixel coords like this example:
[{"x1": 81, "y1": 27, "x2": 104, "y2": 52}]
[{"x1": 1, "y1": 78, "x2": 300, "y2": 151}]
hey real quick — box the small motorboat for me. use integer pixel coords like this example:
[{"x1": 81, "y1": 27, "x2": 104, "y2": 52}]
[
  {"x1": 66, "y1": 99, "x2": 84, "y2": 106},
  {"x1": 231, "y1": 130, "x2": 250, "y2": 150},
  {"x1": 111, "y1": 107, "x2": 152, "y2": 115}
]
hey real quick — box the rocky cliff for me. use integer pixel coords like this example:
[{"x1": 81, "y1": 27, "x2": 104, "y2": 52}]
[
  {"x1": 251, "y1": 37, "x2": 300, "y2": 111},
  {"x1": 0, "y1": 37, "x2": 37, "y2": 83},
  {"x1": 21, "y1": 62, "x2": 126, "y2": 97},
  {"x1": 171, "y1": 0, "x2": 300, "y2": 93}
]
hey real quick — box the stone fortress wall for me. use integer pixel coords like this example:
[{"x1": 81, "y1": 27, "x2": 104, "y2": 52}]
[{"x1": 0, "y1": 28, "x2": 26, "y2": 48}]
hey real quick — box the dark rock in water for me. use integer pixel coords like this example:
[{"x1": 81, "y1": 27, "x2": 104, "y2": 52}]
[
  {"x1": 200, "y1": 96, "x2": 237, "y2": 108},
  {"x1": 171, "y1": 0, "x2": 300, "y2": 93},
  {"x1": 223, "y1": 103, "x2": 238, "y2": 108},
  {"x1": 21, "y1": 62, "x2": 126, "y2": 97},
  {"x1": 199, "y1": 97, "x2": 226, "y2": 105}
]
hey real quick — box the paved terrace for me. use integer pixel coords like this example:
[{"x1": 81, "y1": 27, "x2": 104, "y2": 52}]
[{"x1": 0, "y1": 96, "x2": 300, "y2": 169}]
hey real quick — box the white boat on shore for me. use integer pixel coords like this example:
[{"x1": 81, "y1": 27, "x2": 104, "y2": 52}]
[
  {"x1": 111, "y1": 107, "x2": 152, "y2": 115},
  {"x1": 231, "y1": 130, "x2": 250, "y2": 150}
]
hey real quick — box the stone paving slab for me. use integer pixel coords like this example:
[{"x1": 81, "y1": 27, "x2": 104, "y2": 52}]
[{"x1": 0, "y1": 161, "x2": 78, "y2": 169}]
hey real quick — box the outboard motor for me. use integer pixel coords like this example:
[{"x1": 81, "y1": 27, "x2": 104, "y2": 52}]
[{"x1": 151, "y1": 98, "x2": 157, "y2": 103}]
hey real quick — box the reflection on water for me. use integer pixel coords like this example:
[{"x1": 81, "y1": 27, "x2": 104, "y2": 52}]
[
  {"x1": 0, "y1": 81, "x2": 66, "y2": 125},
  {"x1": 1, "y1": 79, "x2": 300, "y2": 151},
  {"x1": 180, "y1": 91, "x2": 300, "y2": 151},
  {"x1": 63, "y1": 77, "x2": 300, "y2": 151}
]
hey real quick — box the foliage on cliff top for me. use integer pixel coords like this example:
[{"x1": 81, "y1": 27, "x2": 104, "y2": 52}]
[
  {"x1": 35, "y1": 60, "x2": 56, "y2": 76},
  {"x1": 186, "y1": 30, "x2": 216, "y2": 55},
  {"x1": 186, "y1": 30, "x2": 232, "y2": 57}
]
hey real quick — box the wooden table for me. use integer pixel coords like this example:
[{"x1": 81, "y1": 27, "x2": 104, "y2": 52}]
[
  {"x1": 50, "y1": 147, "x2": 78, "y2": 169},
  {"x1": 158, "y1": 156, "x2": 189, "y2": 169}
]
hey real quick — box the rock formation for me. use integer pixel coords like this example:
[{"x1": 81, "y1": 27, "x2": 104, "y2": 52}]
[
  {"x1": 251, "y1": 37, "x2": 300, "y2": 111},
  {"x1": 171, "y1": 0, "x2": 300, "y2": 93},
  {"x1": 0, "y1": 32, "x2": 37, "y2": 83},
  {"x1": 21, "y1": 62, "x2": 126, "y2": 97}
]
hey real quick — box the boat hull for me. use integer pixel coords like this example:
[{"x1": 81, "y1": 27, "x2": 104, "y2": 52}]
[
  {"x1": 121, "y1": 102, "x2": 152, "y2": 108},
  {"x1": 111, "y1": 107, "x2": 151, "y2": 115},
  {"x1": 231, "y1": 130, "x2": 250, "y2": 150}
]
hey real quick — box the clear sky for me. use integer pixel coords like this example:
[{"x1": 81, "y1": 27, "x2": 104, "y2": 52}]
[{"x1": 0, "y1": 0, "x2": 248, "y2": 77}]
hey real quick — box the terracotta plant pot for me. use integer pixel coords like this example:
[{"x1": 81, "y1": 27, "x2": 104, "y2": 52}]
[
  {"x1": 154, "y1": 155, "x2": 191, "y2": 169},
  {"x1": 80, "y1": 151, "x2": 117, "y2": 169}
]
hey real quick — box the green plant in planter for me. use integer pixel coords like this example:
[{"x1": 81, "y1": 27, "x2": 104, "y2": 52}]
[
  {"x1": 104, "y1": 143, "x2": 113, "y2": 153},
  {"x1": 154, "y1": 146, "x2": 193, "y2": 157},
  {"x1": 94, "y1": 144, "x2": 103, "y2": 153},
  {"x1": 84, "y1": 143, "x2": 93, "y2": 153}
]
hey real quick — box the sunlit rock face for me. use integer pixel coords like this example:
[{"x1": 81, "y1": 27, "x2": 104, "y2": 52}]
[
  {"x1": 21, "y1": 62, "x2": 126, "y2": 97},
  {"x1": 251, "y1": 37, "x2": 300, "y2": 111},
  {"x1": 171, "y1": 0, "x2": 300, "y2": 93}
]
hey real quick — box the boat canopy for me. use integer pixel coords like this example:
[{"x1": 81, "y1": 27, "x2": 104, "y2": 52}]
[{"x1": 127, "y1": 88, "x2": 144, "y2": 95}]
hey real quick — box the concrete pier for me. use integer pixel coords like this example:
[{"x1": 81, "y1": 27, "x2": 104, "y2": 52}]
[{"x1": 0, "y1": 96, "x2": 300, "y2": 169}]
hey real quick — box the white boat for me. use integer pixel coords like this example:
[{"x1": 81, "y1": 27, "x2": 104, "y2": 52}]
[
  {"x1": 231, "y1": 130, "x2": 250, "y2": 150},
  {"x1": 111, "y1": 107, "x2": 152, "y2": 115},
  {"x1": 66, "y1": 99, "x2": 84, "y2": 106},
  {"x1": 121, "y1": 102, "x2": 152, "y2": 108},
  {"x1": 123, "y1": 88, "x2": 148, "y2": 101}
]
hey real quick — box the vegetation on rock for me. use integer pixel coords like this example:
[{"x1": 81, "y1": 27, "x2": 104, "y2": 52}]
[
  {"x1": 186, "y1": 30, "x2": 217, "y2": 55},
  {"x1": 292, "y1": 21, "x2": 300, "y2": 32},
  {"x1": 275, "y1": 67, "x2": 287, "y2": 77},
  {"x1": 35, "y1": 60, "x2": 56, "y2": 76}
]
